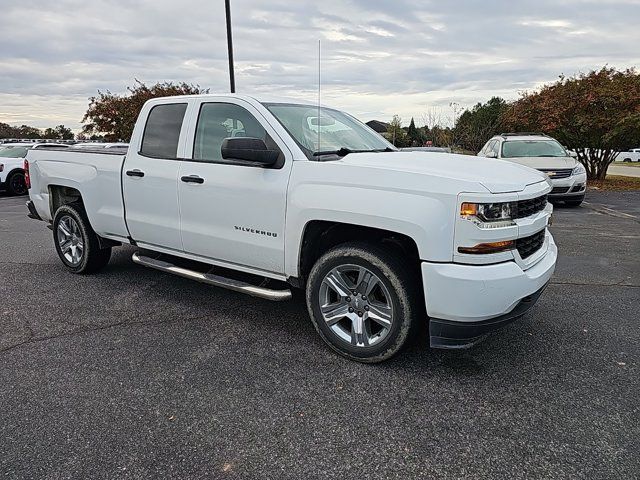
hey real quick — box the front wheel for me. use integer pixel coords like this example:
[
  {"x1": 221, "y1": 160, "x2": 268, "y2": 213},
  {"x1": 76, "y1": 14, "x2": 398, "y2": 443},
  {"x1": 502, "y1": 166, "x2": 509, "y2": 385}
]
[
  {"x1": 306, "y1": 242, "x2": 421, "y2": 363},
  {"x1": 53, "y1": 204, "x2": 111, "y2": 274},
  {"x1": 565, "y1": 195, "x2": 584, "y2": 207}
]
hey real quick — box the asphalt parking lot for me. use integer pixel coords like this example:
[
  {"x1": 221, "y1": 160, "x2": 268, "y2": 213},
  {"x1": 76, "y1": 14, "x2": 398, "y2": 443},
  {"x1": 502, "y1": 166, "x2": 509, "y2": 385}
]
[{"x1": 1, "y1": 191, "x2": 639, "y2": 479}]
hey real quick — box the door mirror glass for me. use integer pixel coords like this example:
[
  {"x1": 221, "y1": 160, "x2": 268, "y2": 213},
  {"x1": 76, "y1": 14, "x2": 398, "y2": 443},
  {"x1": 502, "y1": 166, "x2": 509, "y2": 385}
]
[
  {"x1": 486, "y1": 150, "x2": 498, "y2": 159},
  {"x1": 221, "y1": 137, "x2": 279, "y2": 166}
]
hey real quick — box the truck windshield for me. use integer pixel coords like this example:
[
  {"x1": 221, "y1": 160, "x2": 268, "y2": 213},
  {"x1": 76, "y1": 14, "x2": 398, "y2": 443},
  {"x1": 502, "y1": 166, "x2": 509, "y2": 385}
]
[
  {"x1": 264, "y1": 103, "x2": 393, "y2": 160},
  {"x1": 502, "y1": 140, "x2": 567, "y2": 158},
  {"x1": 0, "y1": 147, "x2": 29, "y2": 158}
]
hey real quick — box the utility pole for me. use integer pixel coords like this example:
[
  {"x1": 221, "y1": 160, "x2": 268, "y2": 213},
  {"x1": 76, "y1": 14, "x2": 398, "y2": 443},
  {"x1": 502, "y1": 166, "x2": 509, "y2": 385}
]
[{"x1": 225, "y1": 0, "x2": 235, "y2": 93}]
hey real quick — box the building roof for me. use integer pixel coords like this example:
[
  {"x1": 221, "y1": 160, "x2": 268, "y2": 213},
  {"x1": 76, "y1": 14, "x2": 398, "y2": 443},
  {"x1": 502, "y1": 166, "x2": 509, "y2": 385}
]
[{"x1": 366, "y1": 120, "x2": 390, "y2": 133}]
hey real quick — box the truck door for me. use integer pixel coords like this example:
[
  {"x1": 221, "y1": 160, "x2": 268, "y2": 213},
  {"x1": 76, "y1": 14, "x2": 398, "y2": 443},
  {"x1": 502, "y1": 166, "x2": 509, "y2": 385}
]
[
  {"x1": 177, "y1": 100, "x2": 292, "y2": 275},
  {"x1": 122, "y1": 102, "x2": 188, "y2": 251}
]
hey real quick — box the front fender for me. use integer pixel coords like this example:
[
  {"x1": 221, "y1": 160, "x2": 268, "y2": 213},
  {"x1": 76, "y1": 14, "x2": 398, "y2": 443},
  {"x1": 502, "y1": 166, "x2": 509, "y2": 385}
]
[{"x1": 284, "y1": 182, "x2": 456, "y2": 278}]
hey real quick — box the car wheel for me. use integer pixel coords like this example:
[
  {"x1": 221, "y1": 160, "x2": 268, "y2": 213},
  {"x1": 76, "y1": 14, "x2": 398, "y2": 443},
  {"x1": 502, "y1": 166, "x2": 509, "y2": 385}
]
[
  {"x1": 53, "y1": 204, "x2": 111, "y2": 274},
  {"x1": 306, "y1": 242, "x2": 421, "y2": 363},
  {"x1": 623, "y1": 158, "x2": 631, "y2": 162},
  {"x1": 7, "y1": 171, "x2": 27, "y2": 196}
]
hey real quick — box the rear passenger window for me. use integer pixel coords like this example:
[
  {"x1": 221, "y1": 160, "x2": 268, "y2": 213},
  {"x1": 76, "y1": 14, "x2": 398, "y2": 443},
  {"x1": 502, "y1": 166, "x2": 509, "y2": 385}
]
[{"x1": 140, "y1": 103, "x2": 187, "y2": 158}]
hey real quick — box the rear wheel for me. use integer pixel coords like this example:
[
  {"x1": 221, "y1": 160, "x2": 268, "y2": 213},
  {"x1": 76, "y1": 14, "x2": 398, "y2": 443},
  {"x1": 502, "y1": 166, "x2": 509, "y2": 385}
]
[
  {"x1": 7, "y1": 171, "x2": 27, "y2": 196},
  {"x1": 306, "y1": 242, "x2": 421, "y2": 363},
  {"x1": 53, "y1": 204, "x2": 111, "y2": 274}
]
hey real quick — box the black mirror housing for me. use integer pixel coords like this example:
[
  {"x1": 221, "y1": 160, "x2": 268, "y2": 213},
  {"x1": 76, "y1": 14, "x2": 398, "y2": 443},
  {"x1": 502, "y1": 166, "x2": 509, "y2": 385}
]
[{"x1": 221, "y1": 137, "x2": 279, "y2": 166}]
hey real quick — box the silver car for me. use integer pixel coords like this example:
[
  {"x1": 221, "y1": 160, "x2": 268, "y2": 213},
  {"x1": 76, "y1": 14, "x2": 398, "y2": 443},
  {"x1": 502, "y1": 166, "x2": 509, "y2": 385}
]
[{"x1": 478, "y1": 133, "x2": 587, "y2": 207}]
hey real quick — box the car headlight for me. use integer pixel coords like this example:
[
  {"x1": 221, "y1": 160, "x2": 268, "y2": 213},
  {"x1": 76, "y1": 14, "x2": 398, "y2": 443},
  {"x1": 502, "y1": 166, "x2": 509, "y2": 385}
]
[
  {"x1": 461, "y1": 202, "x2": 515, "y2": 228},
  {"x1": 572, "y1": 163, "x2": 586, "y2": 175}
]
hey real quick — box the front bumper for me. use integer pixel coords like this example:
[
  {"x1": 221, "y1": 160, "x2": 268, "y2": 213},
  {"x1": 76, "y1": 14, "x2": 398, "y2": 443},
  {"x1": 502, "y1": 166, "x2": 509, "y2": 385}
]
[
  {"x1": 548, "y1": 173, "x2": 587, "y2": 198},
  {"x1": 422, "y1": 232, "x2": 557, "y2": 348},
  {"x1": 429, "y1": 284, "x2": 547, "y2": 348}
]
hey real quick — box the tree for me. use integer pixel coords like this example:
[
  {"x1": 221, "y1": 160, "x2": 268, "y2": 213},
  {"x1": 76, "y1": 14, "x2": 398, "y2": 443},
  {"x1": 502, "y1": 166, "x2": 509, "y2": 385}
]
[
  {"x1": 453, "y1": 97, "x2": 507, "y2": 152},
  {"x1": 386, "y1": 115, "x2": 410, "y2": 147},
  {"x1": 500, "y1": 67, "x2": 640, "y2": 180},
  {"x1": 82, "y1": 80, "x2": 209, "y2": 141},
  {"x1": 407, "y1": 117, "x2": 422, "y2": 146},
  {"x1": 43, "y1": 124, "x2": 74, "y2": 140}
]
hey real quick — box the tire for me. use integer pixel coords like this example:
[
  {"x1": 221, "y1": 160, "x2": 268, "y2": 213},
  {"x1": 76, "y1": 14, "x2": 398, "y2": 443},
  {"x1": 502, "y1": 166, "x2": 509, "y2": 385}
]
[
  {"x1": 52, "y1": 204, "x2": 111, "y2": 274},
  {"x1": 565, "y1": 197, "x2": 584, "y2": 207},
  {"x1": 623, "y1": 158, "x2": 631, "y2": 163},
  {"x1": 6, "y1": 171, "x2": 27, "y2": 196},
  {"x1": 306, "y1": 242, "x2": 421, "y2": 363}
]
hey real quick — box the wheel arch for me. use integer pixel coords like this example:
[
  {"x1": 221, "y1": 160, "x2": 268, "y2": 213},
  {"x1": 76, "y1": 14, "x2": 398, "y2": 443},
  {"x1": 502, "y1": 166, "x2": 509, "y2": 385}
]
[
  {"x1": 48, "y1": 184, "x2": 84, "y2": 217},
  {"x1": 293, "y1": 220, "x2": 422, "y2": 287}
]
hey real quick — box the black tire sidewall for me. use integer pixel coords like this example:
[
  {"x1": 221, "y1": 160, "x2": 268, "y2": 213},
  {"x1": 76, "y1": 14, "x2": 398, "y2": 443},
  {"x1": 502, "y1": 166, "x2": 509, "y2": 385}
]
[
  {"x1": 53, "y1": 205, "x2": 95, "y2": 273},
  {"x1": 306, "y1": 244, "x2": 415, "y2": 362},
  {"x1": 7, "y1": 172, "x2": 26, "y2": 196}
]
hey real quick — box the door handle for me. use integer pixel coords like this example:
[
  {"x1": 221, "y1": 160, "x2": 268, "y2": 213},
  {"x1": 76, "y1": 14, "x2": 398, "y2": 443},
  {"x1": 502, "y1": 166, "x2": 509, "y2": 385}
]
[
  {"x1": 181, "y1": 175, "x2": 205, "y2": 184},
  {"x1": 126, "y1": 169, "x2": 145, "y2": 177}
]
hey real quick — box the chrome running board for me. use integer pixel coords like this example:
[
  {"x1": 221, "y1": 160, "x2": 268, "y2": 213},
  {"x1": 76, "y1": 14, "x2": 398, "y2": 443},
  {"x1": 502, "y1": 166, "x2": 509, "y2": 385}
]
[{"x1": 132, "y1": 252, "x2": 292, "y2": 301}]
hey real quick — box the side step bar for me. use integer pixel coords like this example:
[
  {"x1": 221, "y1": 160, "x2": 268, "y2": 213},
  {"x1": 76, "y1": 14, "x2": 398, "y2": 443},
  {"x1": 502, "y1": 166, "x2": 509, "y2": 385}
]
[{"x1": 132, "y1": 252, "x2": 292, "y2": 302}]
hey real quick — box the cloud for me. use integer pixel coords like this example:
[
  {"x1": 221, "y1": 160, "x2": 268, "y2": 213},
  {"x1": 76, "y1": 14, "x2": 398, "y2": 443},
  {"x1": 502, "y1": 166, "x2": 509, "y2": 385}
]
[{"x1": 0, "y1": 0, "x2": 639, "y2": 130}]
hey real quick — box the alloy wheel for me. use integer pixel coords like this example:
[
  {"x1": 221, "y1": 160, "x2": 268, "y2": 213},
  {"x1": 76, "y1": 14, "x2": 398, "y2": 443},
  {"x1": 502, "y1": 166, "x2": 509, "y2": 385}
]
[
  {"x1": 318, "y1": 264, "x2": 394, "y2": 347},
  {"x1": 56, "y1": 215, "x2": 84, "y2": 265}
]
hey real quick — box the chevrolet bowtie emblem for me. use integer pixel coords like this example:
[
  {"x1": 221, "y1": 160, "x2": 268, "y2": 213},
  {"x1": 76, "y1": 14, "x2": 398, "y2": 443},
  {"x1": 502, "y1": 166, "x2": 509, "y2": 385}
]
[{"x1": 547, "y1": 171, "x2": 556, "y2": 176}]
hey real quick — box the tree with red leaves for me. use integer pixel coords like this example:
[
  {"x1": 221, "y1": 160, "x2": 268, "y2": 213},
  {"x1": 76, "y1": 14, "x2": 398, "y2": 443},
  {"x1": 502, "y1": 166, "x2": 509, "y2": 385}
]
[
  {"x1": 501, "y1": 67, "x2": 640, "y2": 180},
  {"x1": 82, "y1": 80, "x2": 209, "y2": 142}
]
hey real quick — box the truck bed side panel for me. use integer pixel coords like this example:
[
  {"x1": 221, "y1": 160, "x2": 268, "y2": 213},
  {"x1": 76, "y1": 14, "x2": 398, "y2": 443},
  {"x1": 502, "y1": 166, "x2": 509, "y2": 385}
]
[{"x1": 27, "y1": 149, "x2": 129, "y2": 239}]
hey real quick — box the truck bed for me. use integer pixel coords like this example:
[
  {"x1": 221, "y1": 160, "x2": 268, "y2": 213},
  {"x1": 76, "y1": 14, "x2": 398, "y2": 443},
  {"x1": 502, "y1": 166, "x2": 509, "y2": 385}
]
[{"x1": 26, "y1": 148, "x2": 130, "y2": 240}]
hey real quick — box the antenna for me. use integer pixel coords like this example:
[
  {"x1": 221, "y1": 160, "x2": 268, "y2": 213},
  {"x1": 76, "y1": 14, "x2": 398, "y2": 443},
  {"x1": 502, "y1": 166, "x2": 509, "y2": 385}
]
[{"x1": 317, "y1": 40, "x2": 321, "y2": 152}]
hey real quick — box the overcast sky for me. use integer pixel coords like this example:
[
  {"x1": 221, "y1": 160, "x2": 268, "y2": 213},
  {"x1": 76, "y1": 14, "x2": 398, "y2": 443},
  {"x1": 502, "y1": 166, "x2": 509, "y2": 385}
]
[{"x1": 1, "y1": 0, "x2": 639, "y2": 131}]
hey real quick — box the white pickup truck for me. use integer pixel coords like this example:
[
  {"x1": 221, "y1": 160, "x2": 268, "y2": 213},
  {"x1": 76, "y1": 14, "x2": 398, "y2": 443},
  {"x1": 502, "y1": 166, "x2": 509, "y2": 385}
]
[{"x1": 25, "y1": 94, "x2": 557, "y2": 362}]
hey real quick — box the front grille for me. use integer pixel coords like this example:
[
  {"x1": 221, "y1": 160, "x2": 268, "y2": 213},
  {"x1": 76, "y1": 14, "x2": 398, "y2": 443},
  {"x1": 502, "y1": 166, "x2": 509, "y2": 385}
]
[
  {"x1": 513, "y1": 195, "x2": 548, "y2": 219},
  {"x1": 538, "y1": 168, "x2": 573, "y2": 179},
  {"x1": 516, "y1": 230, "x2": 546, "y2": 259},
  {"x1": 550, "y1": 186, "x2": 570, "y2": 194}
]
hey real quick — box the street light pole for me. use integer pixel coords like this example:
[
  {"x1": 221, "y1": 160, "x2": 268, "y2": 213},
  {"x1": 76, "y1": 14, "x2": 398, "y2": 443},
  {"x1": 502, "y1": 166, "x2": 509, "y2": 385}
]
[{"x1": 225, "y1": 0, "x2": 236, "y2": 93}]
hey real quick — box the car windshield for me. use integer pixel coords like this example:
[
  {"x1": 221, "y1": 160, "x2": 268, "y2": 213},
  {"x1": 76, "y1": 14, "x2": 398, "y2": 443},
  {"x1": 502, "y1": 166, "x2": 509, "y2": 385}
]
[
  {"x1": 264, "y1": 103, "x2": 393, "y2": 160},
  {"x1": 502, "y1": 140, "x2": 567, "y2": 158},
  {"x1": 0, "y1": 147, "x2": 29, "y2": 158}
]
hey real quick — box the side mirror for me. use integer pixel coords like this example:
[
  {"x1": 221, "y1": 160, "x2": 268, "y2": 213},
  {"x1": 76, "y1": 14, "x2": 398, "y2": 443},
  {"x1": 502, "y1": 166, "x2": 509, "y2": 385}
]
[
  {"x1": 486, "y1": 151, "x2": 498, "y2": 159},
  {"x1": 568, "y1": 150, "x2": 577, "y2": 158},
  {"x1": 221, "y1": 137, "x2": 279, "y2": 166}
]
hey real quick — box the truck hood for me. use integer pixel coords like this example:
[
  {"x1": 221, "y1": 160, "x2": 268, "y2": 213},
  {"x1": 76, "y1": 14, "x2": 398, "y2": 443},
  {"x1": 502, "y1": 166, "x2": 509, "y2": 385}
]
[
  {"x1": 498, "y1": 156, "x2": 577, "y2": 170},
  {"x1": 338, "y1": 151, "x2": 548, "y2": 193}
]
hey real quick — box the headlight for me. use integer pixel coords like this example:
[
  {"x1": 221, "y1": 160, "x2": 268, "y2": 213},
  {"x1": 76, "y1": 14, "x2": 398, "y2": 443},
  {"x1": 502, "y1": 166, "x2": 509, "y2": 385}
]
[
  {"x1": 572, "y1": 163, "x2": 586, "y2": 175},
  {"x1": 461, "y1": 202, "x2": 515, "y2": 228}
]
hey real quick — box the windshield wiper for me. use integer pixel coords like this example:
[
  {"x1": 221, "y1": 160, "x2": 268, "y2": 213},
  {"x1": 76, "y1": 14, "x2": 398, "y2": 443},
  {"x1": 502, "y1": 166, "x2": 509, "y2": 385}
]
[{"x1": 312, "y1": 147, "x2": 394, "y2": 157}]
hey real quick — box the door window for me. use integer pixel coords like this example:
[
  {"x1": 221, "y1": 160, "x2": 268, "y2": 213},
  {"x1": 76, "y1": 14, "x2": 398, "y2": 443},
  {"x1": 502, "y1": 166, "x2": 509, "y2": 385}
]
[
  {"x1": 140, "y1": 103, "x2": 187, "y2": 158},
  {"x1": 193, "y1": 103, "x2": 280, "y2": 162}
]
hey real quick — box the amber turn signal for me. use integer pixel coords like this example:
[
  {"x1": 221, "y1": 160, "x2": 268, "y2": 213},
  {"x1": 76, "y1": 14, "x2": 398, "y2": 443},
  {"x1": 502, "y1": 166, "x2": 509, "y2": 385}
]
[
  {"x1": 460, "y1": 202, "x2": 478, "y2": 216},
  {"x1": 458, "y1": 240, "x2": 515, "y2": 255}
]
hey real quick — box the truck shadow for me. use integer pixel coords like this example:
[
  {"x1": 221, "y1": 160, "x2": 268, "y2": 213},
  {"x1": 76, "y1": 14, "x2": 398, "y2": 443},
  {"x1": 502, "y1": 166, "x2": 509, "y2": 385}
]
[{"x1": 102, "y1": 247, "x2": 542, "y2": 378}]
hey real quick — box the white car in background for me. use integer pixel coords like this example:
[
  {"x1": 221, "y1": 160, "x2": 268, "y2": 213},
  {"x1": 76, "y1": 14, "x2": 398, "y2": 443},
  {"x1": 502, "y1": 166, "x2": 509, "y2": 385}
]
[
  {"x1": 616, "y1": 149, "x2": 640, "y2": 162},
  {"x1": 478, "y1": 133, "x2": 587, "y2": 207},
  {"x1": 0, "y1": 143, "x2": 69, "y2": 195}
]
